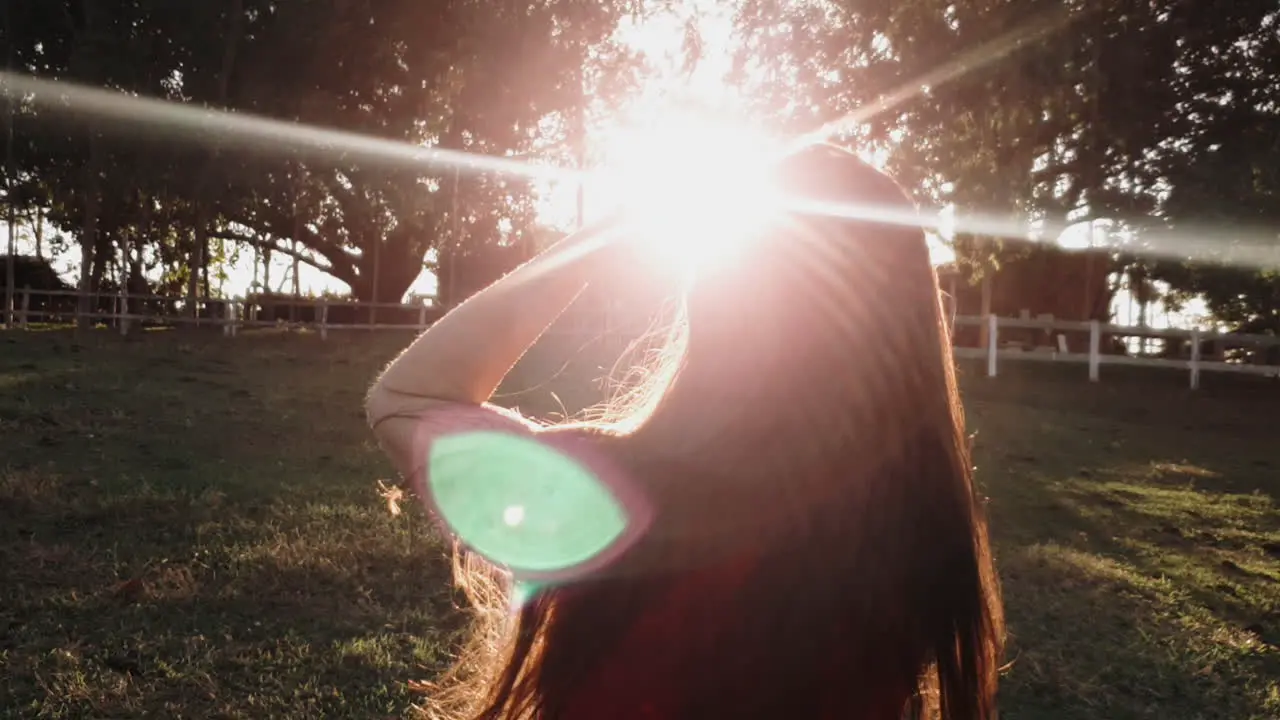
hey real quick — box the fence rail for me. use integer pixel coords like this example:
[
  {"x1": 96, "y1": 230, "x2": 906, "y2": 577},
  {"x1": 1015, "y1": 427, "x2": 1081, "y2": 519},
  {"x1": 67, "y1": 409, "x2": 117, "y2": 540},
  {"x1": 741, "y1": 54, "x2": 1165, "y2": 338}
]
[
  {"x1": 951, "y1": 314, "x2": 1280, "y2": 388},
  {"x1": 5, "y1": 288, "x2": 1280, "y2": 388},
  {"x1": 0, "y1": 287, "x2": 603, "y2": 338}
]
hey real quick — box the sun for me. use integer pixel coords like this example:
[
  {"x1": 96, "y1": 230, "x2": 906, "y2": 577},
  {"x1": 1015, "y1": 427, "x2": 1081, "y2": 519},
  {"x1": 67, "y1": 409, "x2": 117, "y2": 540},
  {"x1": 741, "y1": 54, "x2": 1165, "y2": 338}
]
[{"x1": 591, "y1": 114, "x2": 785, "y2": 271}]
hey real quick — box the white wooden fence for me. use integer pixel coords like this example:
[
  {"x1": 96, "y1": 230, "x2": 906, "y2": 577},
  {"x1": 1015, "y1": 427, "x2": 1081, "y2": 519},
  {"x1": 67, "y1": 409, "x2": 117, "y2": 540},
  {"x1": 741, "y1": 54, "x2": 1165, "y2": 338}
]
[
  {"x1": 5, "y1": 288, "x2": 1280, "y2": 389},
  {"x1": 951, "y1": 314, "x2": 1280, "y2": 389},
  {"x1": 0, "y1": 288, "x2": 604, "y2": 339}
]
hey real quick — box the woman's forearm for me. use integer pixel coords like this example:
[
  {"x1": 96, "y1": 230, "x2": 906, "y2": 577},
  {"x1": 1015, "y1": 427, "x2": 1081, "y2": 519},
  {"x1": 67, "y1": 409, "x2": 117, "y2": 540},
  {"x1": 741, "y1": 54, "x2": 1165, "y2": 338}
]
[
  {"x1": 372, "y1": 268, "x2": 588, "y2": 406},
  {"x1": 367, "y1": 222, "x2": 619, "y2": 415}
]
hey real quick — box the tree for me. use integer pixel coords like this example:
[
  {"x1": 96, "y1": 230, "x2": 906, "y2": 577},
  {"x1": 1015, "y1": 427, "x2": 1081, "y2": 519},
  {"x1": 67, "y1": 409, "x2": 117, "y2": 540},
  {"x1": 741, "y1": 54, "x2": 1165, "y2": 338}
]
[
  {"x1": 732, "y1": 0, "x2": 1280, "y2": 328},
  {"x1": 4, "y1": 0, "x2": 195, "y2": 327},
  {"x1": 3, "y1": 0, "x2": 645, "y2": 309},
  {"x1": 1147, "y1": 95, "x2": 1280, "y2": 333},
  {"x1": 172, "y1": 0, "x2": 641, "y2": 304}
]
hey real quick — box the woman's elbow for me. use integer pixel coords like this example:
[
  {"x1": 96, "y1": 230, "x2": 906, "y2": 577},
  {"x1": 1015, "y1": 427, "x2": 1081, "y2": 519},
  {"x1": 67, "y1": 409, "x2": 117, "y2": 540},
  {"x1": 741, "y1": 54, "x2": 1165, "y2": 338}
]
[
  {"x1": 364, "y1": 381, "x2": 389, "y2": 429},
  {"x1": 364, "y1": 382, "x2": 455, "y2": 436},
  {"x1": 364, "y1": 382, "x2": 419, "y2": 436}
]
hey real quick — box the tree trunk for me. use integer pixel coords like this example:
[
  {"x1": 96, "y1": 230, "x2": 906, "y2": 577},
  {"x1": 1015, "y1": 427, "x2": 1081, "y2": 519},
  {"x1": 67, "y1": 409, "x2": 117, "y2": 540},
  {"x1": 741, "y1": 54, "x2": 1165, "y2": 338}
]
[
  {"x1": 120, "y1": 195, "x2": 152, "y2": 335},
  {"x1": 354, "y1": 254, "x2": 419, "y2": 305},
  {"x1": 77, "y1": 149, "x2": 101, "y2": 332},
  {"x1": 263, "y1": 245, "x2": 272, "y2": 292},
  {"x1": 119, "y1": 230, "x2": 132, "y2": 335},
  {"x1": 291, "y1": 238, "x2": 301, "y2": 297},
  {"x1": 215, "y1": 237, "x2": 225, "y2": 297},
  {"x1": 2, "y1": 0, "x2": 13, "y2": 326},
  {"x1": 188, "y1": 0, "x2": 245, "y2": 320},
  {"x1": 201, "y1": 233, "x2": 212, "y2": 297},
  {"x1": 89, "y1": 227, "x2": 112, "y2": 292},
  {"x1": 5, "y1": 196, "x2": 13, "y2": 327},
  {"x1": 187, "y1": 214, "x2": 207, "y2": 321},
  {"x1": 69, "y1": 0, "x2": 102, "y2": 333},
  {"x1": 31, "y1": 208, "x2": 43, "y2": 259},
  {"x1": 369, "y1": 238, "x2": 381, "y2": 323}
]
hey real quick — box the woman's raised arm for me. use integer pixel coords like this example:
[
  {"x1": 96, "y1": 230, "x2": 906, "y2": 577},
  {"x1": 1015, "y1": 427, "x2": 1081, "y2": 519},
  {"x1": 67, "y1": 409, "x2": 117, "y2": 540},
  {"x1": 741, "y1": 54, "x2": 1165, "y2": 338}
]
[{"x1": 365, "y1": 218, "x2": 622, "y2": 477}]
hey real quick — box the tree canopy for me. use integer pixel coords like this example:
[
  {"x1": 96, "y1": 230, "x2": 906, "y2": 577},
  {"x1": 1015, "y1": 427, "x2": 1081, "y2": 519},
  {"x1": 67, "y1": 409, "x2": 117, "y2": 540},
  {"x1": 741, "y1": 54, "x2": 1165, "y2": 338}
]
[
  {"x1": 3, "y1": 0, "x2": 643, "y2": 306},
  {"x1": 733, "y1": 0, "x2": 1280, "y2": 331},
  {"x1": 3, "y1": 0, "x2": 1279, "y2": 332}
]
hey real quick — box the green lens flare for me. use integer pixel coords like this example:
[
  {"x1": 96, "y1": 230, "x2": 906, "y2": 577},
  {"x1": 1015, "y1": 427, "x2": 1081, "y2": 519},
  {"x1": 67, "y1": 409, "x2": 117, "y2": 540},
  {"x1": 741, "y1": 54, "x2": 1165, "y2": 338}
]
[{"x1": 428, "y1": 431, "x2": 629, "y2": 574}]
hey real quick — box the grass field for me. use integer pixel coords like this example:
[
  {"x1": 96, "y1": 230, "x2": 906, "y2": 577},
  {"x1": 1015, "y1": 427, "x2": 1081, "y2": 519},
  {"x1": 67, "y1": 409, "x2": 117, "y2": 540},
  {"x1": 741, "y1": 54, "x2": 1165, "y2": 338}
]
[{"x1": 1, "y1": 328, "x2": 1277, "y2": 719}]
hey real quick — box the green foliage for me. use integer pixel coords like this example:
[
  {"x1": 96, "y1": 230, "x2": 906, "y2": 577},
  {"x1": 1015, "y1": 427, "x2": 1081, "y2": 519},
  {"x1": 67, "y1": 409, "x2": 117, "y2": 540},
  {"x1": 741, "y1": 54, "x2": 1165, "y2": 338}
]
[{"x1": 1146, "y1": 83, "x2": 1280, "y2": 332}]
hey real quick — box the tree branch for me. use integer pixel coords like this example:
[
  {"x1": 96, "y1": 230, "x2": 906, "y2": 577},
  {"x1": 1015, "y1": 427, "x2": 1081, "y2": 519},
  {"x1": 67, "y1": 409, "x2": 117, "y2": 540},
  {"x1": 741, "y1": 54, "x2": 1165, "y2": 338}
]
[
  {"x1": 222, "y1": 207, "x2": 359, "y2": 281},
  {"x1": 211, "y1": 230, "x2": 338, "y2": 277}
]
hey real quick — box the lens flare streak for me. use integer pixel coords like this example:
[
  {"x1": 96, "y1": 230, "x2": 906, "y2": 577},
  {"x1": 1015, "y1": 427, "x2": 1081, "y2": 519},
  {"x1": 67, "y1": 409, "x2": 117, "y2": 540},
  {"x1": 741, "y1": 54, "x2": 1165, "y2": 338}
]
[
  {"x1": 784, "y1": 196, "x2": 1280, "y2": 270},
  {"x1": 0, "y1": 71, "x2": 580, "y2": 184},
  {"x1": 4, "y1": 7, "x2": 1276, "y2": 279},
  {"x1": 790, "y1": 8, "x2": 1083, "y2": 150}
]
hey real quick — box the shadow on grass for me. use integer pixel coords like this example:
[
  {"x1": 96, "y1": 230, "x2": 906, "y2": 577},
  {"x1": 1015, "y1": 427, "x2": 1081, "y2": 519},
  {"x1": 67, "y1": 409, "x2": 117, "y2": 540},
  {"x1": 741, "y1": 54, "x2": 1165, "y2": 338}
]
[
  {"x1": 969, "y1": 381, "x2": 1280, "y2": 719},
  {"x1": 1045, "y1": 477, "x2": 1280, "y2": 637},
  {"x1": 997, "y1": 542, "x2": 1276, "y2": 720}
]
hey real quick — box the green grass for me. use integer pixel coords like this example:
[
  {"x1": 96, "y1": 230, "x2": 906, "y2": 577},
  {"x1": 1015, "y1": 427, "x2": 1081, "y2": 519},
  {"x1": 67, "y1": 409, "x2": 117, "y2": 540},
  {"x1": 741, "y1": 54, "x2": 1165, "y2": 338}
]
[{"x1": 0, "y1": 328, "x2": 1277, "y2": 719}]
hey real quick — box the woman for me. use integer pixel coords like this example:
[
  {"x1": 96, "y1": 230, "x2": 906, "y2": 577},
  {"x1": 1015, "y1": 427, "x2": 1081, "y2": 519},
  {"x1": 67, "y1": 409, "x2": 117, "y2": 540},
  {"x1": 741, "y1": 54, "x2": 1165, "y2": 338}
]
[{"x1": 366, "y1": 143, "x2": 1004, "y2": 719}]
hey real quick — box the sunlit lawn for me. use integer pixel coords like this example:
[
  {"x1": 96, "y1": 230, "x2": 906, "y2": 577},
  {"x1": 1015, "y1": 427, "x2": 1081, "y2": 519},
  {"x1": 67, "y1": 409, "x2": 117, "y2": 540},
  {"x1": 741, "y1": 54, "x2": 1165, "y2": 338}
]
[{"x1": 0, "y1": 328, "x2": 1276, "y2": 718}]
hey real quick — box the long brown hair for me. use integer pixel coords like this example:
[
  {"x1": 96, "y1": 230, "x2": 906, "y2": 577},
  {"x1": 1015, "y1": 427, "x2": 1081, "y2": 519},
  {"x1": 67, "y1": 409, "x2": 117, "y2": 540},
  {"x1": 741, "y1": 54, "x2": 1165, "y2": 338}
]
[{"x1": 427, "y1": 143, "x2": 1004, "y2": 720}]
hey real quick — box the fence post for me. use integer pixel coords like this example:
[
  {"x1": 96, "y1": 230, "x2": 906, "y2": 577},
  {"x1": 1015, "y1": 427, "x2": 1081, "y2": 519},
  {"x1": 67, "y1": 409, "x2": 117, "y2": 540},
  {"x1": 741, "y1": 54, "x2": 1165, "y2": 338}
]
[
  {"x1": 19, "y1": 287, "x2": 29, "y2": 329},
  {"x1": 417, "y1": 303, "x2": 427, "y2": 330},
  {"x1": 1088, "y1": 320, "x2": 1101, "y2": 382},
  {"x1": 986, "y1": 314, "x2": 998, "y2": 378},
  {"x1": 319, "y1": 298, "x2": 329, "y2": 341},
  {"x1": 223, "y1": 298, "x2": 239, "y2": 338},
  {"x1": 1189, "y1": 328, "x2": 1201, "y2": 390},
  {"x1": 120, "y1": 291, "x2": 132, "y2": 336}
]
